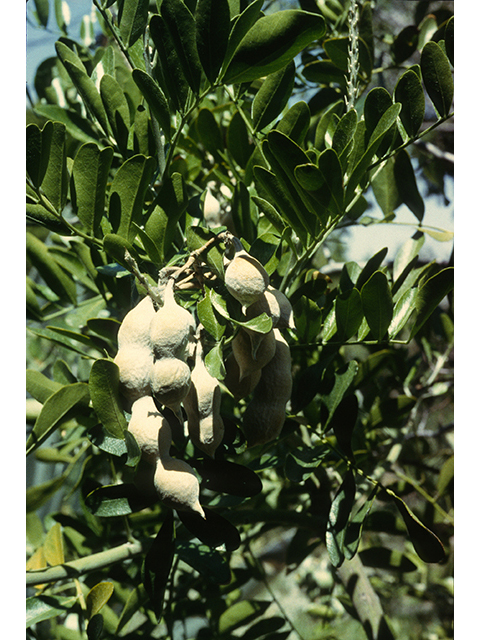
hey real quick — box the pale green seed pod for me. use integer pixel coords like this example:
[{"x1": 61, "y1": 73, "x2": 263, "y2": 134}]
[
  {"x1": 232, "y1": 328, "x2": 276, "y2": 381},
  {"x1": 117, "y1": 295, "x2": 156, "y2": 350},
  {"x1": 224, "y1": 237, "x2": 269, "y2": 308},
  {"x1": 114, "y1": 344, "x2": 153, "y2": 405},
  {"x1": 246, "y1": 285, "x2": 295, "y2": 330},
  {"x1": 149, "y1": 357, "x2": 191, "y2": 411}
]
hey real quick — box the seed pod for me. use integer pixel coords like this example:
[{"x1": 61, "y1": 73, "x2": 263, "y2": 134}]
[
  {"x1": 117, "y1": 295, "x2": 157, "y2": 350},
  {"x1": 149, "y1": 357, "x2": 192, "y2": 411},
  {"x1": 149, "y1": 278, "x2": 196, "y2": 361},
  {"x1": 223, "y1": 352, "x2": 261, "y2": 400},
  {"x1": 224, "y1": 237, "x2": 269, "y2": 308},
  {"x1": 183, "y1": 340, "x2": 225, "y2": 457},
  {"x1": 114, "y1": 344, "x2": 153, "y2": 405},
  {"x1": 154, "y1": 455, "x2": 205, "y2": 518},
  {"x1": 246, "y1": 285, "x2": 295, "y2": 330},
  {"x1": 128, "y1": 395, "x2": 171, "y2": 464},
  {"x1": 232, "y1": 328, "x2": 276, "y2": 381},
  {"x1": 242, "y1": 329, "x2": 292, "y2": 446}
]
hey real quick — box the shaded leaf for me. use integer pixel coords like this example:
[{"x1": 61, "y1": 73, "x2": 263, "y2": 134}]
[
  {"x1": 386, "y1": 489, "x2": 445, "y2": 563},
  {"x1": 195, "y1": 0, "x2": 231, "y2": 83},
  {"x1": 323, "y1": 36, "x2": 372, "y2": 79},
  {"x1": 26, "y1": 383, "x2": 90, "y2": 456},
  {"x1": 132, "y1": 69, "x2": 171, "y2": 139},
  {"x1": 221, "y1": 0, "x2": 264, "y2": 74},
  {"x1": 360, "y1": 547, "x2": 417, "y2": 572},
  {"x1": 223, "y1": 10, "x2": 326, "y2": 84},
  {"x1": 71, "y1": 142, "x2": 114, "y2": 235},
  {"x1": 142, "y1": 512, "x2": 175, "y2": 621},
  {"x1": 178, "y1": 507, "x2": 241, "y2": 551},
  {"x1": 89, "y1": 359, "x2": 127, "y2": 438},
  {"x1": 394, "y1": 149, "x2": 425, "y2": 221},
  {"x1": 275, "y1": 100, "x2": 311, "y2": 145},
  {"x1": 176, "y1": 540, "x2": 232, "y2": 584},
  {"x1": 371, "y1": 158, "x2": 401, "y2": 216},
  {"x1": 361, "y1": 271, "x2": 393, "y2": 341},
  {"x1": 196, "y1": 108, "x2": 224, "y2": 156},
  {"x1": 322, "y1": 360, "x2": 358, "y2": 429},
  {"x1": 26, "y1": 595, "x2": 76, "y2": 628},
  {"x1": 227, "y1": 110, "x2": 253, "y2": 168},
  {"x1": 185, "y1": 226, "x2": 225, "y2": 277},
  {"x1": 331, "y1": 394, "x2": 358, "y2": 460},
  {"x1": 219, "y1": 600, "x2": 271, "y2": 635},
  {"x1": 252, "y1": 61, "x2": 296, "y2": 133},
  {"x1": 295, "y1": 148, "x2": 344, "y2": 223},
  {"x1": 26, "y1": 123, "x2": 49, "y2": 188},
  {"x1": 344, "y1": 486, "x2": 379, "y2": 560},
  {"x1": 35, "y1": 120, "x2": 69, "y2": 213},
  {"x1": 196, "y1": 458, "x2": 262, "y2": 497},
  {"x1": 99, "y1": 74, "x2": 131, "y2": 150},
  {"x1": 335, "y1": 288, "x2": 363, "y2": 341},
  {"x1": 356, "y1": 247, "x2": 389, "y2": 291},
  {"x1": 118, "y1": 0, "x2": 149, "y2": 48},
  {"x1": 392, "y1": 25, "x2": 419, "y2": 65},
  {"x1": 26, "y1": 370, "x2": 63, "y2": 404},
  {"x1": 86, "y1": 483, "x2": 156, "y2": 517},
  {"x1": 326, "y1": 469, "x2": 356, "y2": 567},
  {"x1": 444, "y1": 16, "x2": 454, "y2": 66},
  {"x1": 394, "y1": 68, "x2": 425, "y2": 137},
  {"x1": 420, "y1": 40, "x2": 454, "y2": 117},
  {"x1": 410, "y1": 267, "x2": 453, "y2": 337},
  {"x1": 26, "y1": 475, "x2": 67, "y2": 513}
]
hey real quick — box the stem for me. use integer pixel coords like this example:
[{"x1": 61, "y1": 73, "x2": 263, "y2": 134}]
[{"x1": 26, "y1": 539, "x2": 147, "y2": 586}]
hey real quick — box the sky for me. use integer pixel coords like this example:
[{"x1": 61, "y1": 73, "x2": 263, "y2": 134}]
[{"x1": 25, "y1": 0, "x2": 453, "y2": 268}]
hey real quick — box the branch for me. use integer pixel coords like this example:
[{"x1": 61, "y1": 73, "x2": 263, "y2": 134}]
[{"x1": 26, "y1": 539, "x2": 147, "y2": 586}]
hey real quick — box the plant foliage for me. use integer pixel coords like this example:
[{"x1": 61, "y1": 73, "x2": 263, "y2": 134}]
[{"x1": 27, "y1": 1, "x2": 453, "y2": 638}]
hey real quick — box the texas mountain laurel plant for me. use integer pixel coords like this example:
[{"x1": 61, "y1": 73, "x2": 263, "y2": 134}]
[{"x1": 26, "y1": 0, "x2": 453, "y2": 637}]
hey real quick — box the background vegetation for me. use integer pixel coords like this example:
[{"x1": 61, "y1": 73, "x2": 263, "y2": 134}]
[{"x1": 26, "y1": 1, "x2": 454, "y2": 638}]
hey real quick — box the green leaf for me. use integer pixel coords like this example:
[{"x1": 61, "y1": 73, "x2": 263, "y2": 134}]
[
  {"x1": 332, "y1": 108, "x2": 357, "y2": 167},
  {"x1": 387, "y1": 489, "x2": 445, "y2": 563},
  {"x1": 221, "y1": 0, "x2": 264, "y2": 75},
  {"x1": 89, "y1": 359, "x2": 127, "y2": 438},
  {"x1": 410, "y1": 267, "x2": 454, "y2": 337},
  {"x1": 293, "y1": 296, "x2": 322, "y2": 343},
  {"x1": 420, "y1": 40, "x2": 454, "y2": 117},
  {"x1": 178, "y1": 507, "x2": 241, "y2": 552},
  {"x1": 118, "y1": 0, "x2": 149, "y2": 48},
  {"x1": 196, "y1": 458, "x2": 262, "y2": 497},
  {"x1": 252, "y1": 61, "x2": 296, "y2": 133},
  {"x1": 197, "y1": 288, "x2": 227, "y2": 340},
  {"x1": 26, "y1": 370, "x2": 63, "y2": 404},
  {"x1": 132, "y1": 69, "x2": 171, "y2": 139},
  {"x1": 363, "y1": 86, "x2": 396, "y2": 157},
  {"x1": 160, "y1": 0, "x2": 202, "y2": 94},
  {"x1": 86, "y1": 483, "x2": 156, "y2": 517},
  {"x1": 196, "y1": 108, "x2": 224, "y2": 156},
  {"x1": 227, "y1": 110, "x2": 253, "y2": 168},
  {"x1": 335, "y1": 288, "x2": 363, "y2": 341},
  {"x1": 361, "y1": 271, "x2": 393, "y2": 340},
  {"x1": 108, "y1": 154, "x2": 156, "y2": 241},
  {"x1": 26, "y1": 232, "x2": 77, "y2": 304},
  {"x1": 43, "y1": 522, "x2": 65, "y2": 566},
  {"x1": 356, "y1": 247, "x2": 389, "y2": 291},
  {"x1": 195, "y1": 0, "x2": 231, "y2": 83},
  {"x1": 360, "y1": 547, "x2": 417, "y2": 572},
  {"x1": 331, "y1": 394, "x2": 358, "y2": 461},
  {"x1": 392, "y1": 234, "x2": 425, "y2": 290},
  {"x1": 371, "y1": 158, "x2": 401, "y2": 216},
  {"x1": 389, "y1": 288, "x2": 417, "y2": 338},
  {"x1": 275, "y1": 100, "x2": 311, "y2": 145},
  {"x1": 26, "y1": 123, "x2": 49, "y2": 188},
  {"x1": 37, "y1": 120, "x2": 69, "y2": 213},
  {"x1": 223, "y1": 10, "x2": 326, "y2": 84},
  {"x1": 87, "y1": 614, "x2": 104, "y2": 640},
  {"x1": 26, "y1": 595, "x2": 77, "y2": 628},
  {"x1": 33, "y1": 103, "x2": 101, "y2": 145},
  {"x1": 99, "y1": 74, "x2": 132, "y2": 150},
  {"x1": 219, "y1": 600, "x2": 271, "y2": 635},
  {"x1": 142, "y1": 512, "x2": 175, "y2": 621},
  {"x1": 392, "y1": 25, "x2": 419, "y2": 65},
  {"x1": 394, "y1": 150, "x2": 425, "y2": 221},
  {"x1": 33, "y1": 0, "x2": 49, "y2": 28},
  {"x1": 150, "y1": 14, "x2": 190, "y2": 112},
  {"x1": 185, "y1": 226, "x2": 225, "y2": 277},
  {"x1": 26, "y1": 475, "x2": 67, "y2": 513},
  {"x1": 346, "y1": 103, "x2": 402, "y2": 203},
  {"x1": 55, "y1": 42, "x2": 110, "y2": 135},
  {"x1": 26, "y1": 382, "x2": 90, "y2": 455},
  {"x1": 176, "y1": 540, "x2": 231, "y2": 584},
  {"x1": 86, "y1": 582, "x2": 115, "y2": 619},
  {"x1": 322, "y1": 360, "x2": 358, "y2": 428},
  {"x1": 344, "y1": 486, "x2": 379, "y2": 560},
  {"x1": 204, "y1": 341, "x2": 226, "y2": 380},
  {"x1": 326, "y1": 469, "x2": 356, "y2": 567},
  {"x1": 445, "y1": 16, "x2": 454, "y2": 66},
  {"x1": 71, "y1": 143, "x2": 114, "y2": 235},
  {"x1": 394, "y1": 68, "x2": 425, "y2": 137}
]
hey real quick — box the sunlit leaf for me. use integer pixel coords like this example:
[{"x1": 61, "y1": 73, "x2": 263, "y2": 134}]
[
  {"x1": 89, "y1": 359, "x2": 127, "y2": 439},
  {"x1": 252, "y1": 61, "x2": 296, "y2": 133},
  {"x1": 326, "y1": 469, "x2": 356, "y2": 567},
  {"x1": 86, "y1": 582, "x2": 114, "y2": 619},
  {"x1": 132, "y1": 69, "x2": 171, "y2": 139},
  {"x1": 26, "y1": 595, "x2": 77, "y2": 628},
  {"x1": 43, "y1": 522, "x2": 65, "y2": 566},
  {"x1": 118, "y1": 0, "x2": 149, "y2": 48},
  {"x1": 410, "y1": 267, "x2": 453, "y2": 337},
  {"x1": 394, "y1": 150, "x2": 424, "y2": 221}
]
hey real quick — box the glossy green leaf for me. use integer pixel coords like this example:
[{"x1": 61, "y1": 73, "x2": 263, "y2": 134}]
[
  {"x1": 221, "y1": 0, "x2": 264, "y2": 75},
  {"x1": 445, "y1": 16, "x2": 454, "y2": 66},
  {"x1": 118, "y1": 0, "x2": 149, "y2": 48},
  {"x1": 314, "y1": 99, "x2": 344, "y2": 150},
  {"x1": 218, "y1": 600, "x2": 271, "y2": 635},
  {"x1": 251, "y1": 195, "x2": 286, "y2": 236},
  {"x1": 326, "y1": 469, "x2": 356, "y2": 567},
  {"x1": 253, "y1": 166, "x2": 307, "y2": 242},
  {"x1": 71, "y1": 142, "x2": 114, "y2": 235},
  {"x1": 108, "y1": 154, "x2": 156, "y2": 241},
  {"x1": 410, "y1": 267, "x2": 454, "y2": 337},
  {"x1": 55, "y1": 42, "x2": 110, "y2": 135},
  {"x1": 204, "y1": 341, "x2": 226, "y2": 381},
  {"x1": 371, "y1": 158, "x2": 401, "y2": 216},
  {"x1": 356, "y1": 247, "x2": 389, "y2": 291},
  {"x1": 275, "y1": 100, "x2": 311, "y2": 145},
  {"x1": 263, "y1": 130, "x2": 317, "y2": 235},
  {"x1": 302, "y1": 59, "x2": 346, "y2": 86},
  {"x1": 26, "y1": 232, "x2": 77, "y2": 304},
  {"x1": 185, "y1": 226, "x2": 225, "y2": 277},
  {"x1": 197, "y1": 287, "x2": 227, "y2": 340},
  {"x1": 223, "y1": 10, "x2": 326, "y2": 84},
  {"x1": 196, "y1": 108, "x2": 224, "y2": 155},
  {"x1": 26, "y1": 383, "x2": 90, "y2": 455},
  {"x1": 420, "y1": 40, "x2": 454, "y2": 117},
  {"x1": 322, "y1": 360, "x2": 358, "y2": 428},
  {"x1": 361, "y1": 271, "x2": 393, "y2": 340},
  {"x1": 394, "y1": 68, "x2": 425, "y2": 137},
  {"x1": 252, "y1": 61, "x2": 296, "y2": 133},
  {"x1": 363, "y1": 86, "x2": 396, "y2": 157},
  {"x1": 150, "y1": 14, "x2": 189, "y2": 112},
  {"x1": 132, "y1": 69, "x2": 171, "y2": 139},
  {"x1": 392, "y1": 25, "x2": 418, "y2": 64},
  {"x1": 195, "y1": 0, "x2": 231, "y2": 83},
  {"x1": 160, "y1": 0, "x2": 202, "y2": 94},
  {"x1": 38, "y1": 120, "x2": 69, "y2": 213},
  {"x1": 387, "y1": 489, "x2": 445, "y2": 563},
  {"x1": 211, "y1": 288, "x2": 272, "y2": 333},
  {"x1": 142, "y1": 512, "x2": 175, "y2": 621},
  {"x1": 26, "y1": 595, "x2": 77, "y2": 628},
  {"x1": 89, "y1": 359, "x2": 127, "y2": 439},
  {"x1": 346, "y1": 103, "x2": 402, "y2": 203},
  {"x1": 227, "y1": 110, "x2": 253, "y2": 168},
  {"x1": 86, "y1": 582, "x2": 114, "y2": 619},
  {"x1": 394, "y1": 149, "x2": 425, "y2": 221},
  {"x1": 293, "y1": 296, "x2": 322, "y2": 343},
  {"x1": 392, "y1": 234, "x2": 425, "y2": 290},
  {"x1": 33, "y1": 0, "x2": 49, "y2": 28},
  {"x1": 335, "y1": 288, "x2": 363, "y2": 341},
  {"x1": 344, "y1": 486, "x2": 379, "y2": 560},
  {"x1": 26, "y1": 123, "x2": 49, "y2": 188},
  {"x1": 294, "y1": 147, "x2": 344, "y2": 222},
  {"x1": 332, "y1": 108, "x2": 357, "y2": 165},
  {"x1": 388, "y1": 287, "x2": 417, "y2": 338}
]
